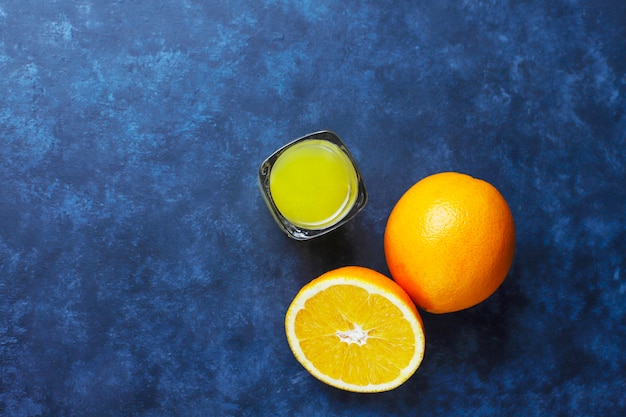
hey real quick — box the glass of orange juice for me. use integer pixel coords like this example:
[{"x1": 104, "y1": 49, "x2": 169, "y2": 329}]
[{"x1": 259, "y1": 131, "x2": 367, "y2": 240}]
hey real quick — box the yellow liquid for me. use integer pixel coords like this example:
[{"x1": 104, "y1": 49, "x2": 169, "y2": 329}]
[{"x1": 269, "y1": 139, "x2": 359, "y2": 229}]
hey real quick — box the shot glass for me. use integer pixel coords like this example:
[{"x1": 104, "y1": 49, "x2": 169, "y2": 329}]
[{"x1": 258, "y1": 130, "x2": 367, "y2": 240}]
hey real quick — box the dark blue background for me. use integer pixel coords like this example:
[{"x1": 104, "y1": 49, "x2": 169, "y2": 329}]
[{"x1": 1, "y1": 1, "x2": 625, "y2": 416}]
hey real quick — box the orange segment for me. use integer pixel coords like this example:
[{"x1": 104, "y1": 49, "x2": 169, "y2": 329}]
[{"x1": 285, "y1": 266, "x2": 425, "y2": 393}]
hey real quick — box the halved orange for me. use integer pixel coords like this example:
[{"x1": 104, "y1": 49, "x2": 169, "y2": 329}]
[{"x1": 284, "y1": 266, "x2": 426, "y2": 393}]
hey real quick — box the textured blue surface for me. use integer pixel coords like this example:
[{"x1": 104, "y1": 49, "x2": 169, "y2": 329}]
[{"x1": 1, "y1": 0, "x2": 625, "y2": 416}]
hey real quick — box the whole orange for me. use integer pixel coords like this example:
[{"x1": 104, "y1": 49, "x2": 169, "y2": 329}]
[{"x1": 384, "y1": 172, "x2": 515, "y2": 314}]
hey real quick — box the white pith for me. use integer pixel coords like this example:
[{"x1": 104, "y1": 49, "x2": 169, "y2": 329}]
[{"x1": 336, "y1": 324, "x2": 369, "y2": 346}]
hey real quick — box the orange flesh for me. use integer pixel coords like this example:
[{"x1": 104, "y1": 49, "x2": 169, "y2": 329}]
[{"x1": 293, "y1": 284, "x2": 416, "y2": 386}]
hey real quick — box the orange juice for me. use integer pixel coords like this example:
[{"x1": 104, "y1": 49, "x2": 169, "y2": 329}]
[{"x1": 269, "y1": 139, "x2": 359, "y2": 229}]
